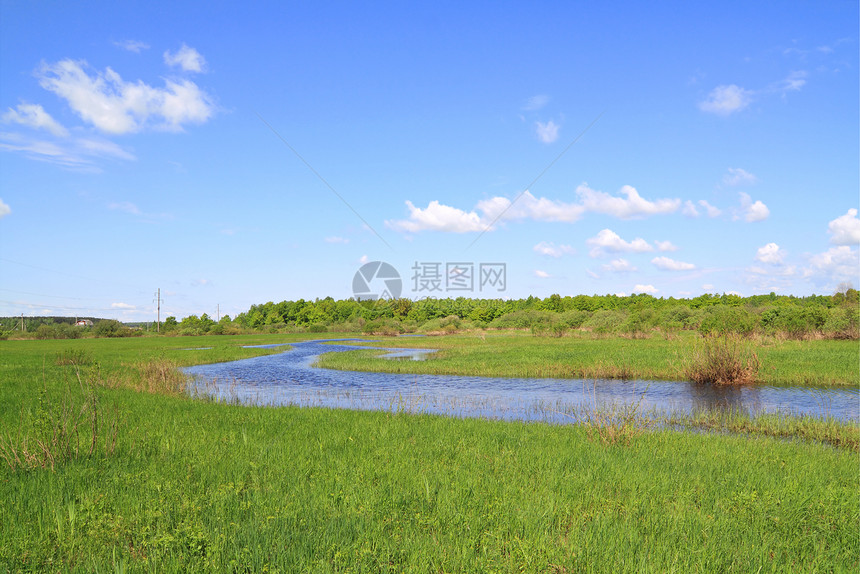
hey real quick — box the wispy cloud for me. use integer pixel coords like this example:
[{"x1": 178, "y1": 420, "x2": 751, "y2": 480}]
[
  {"x1": 523, "y1": 94, "x2": 549, "y2": 111},
  {"x1": 108, "y1": 201, "x2": 171, "y2": 222},
  {"x1": 325, "y1": 236, "x2": 350, "y2": 244},
  {"x1": 699, "y1": 84, "x2": 752, "y2": 115},
  {"x1": 0, "y1": 198, "x2": 10, "y2": 218},
  {"x1": 37, "y1": 59, "x2": 215, "y2": 134},
  {"x1": 534, "y1": 270, "x2": 550, "y2": 278},
  {"x1": 533, "y1": 241, "x2": 575, "y2": 258},
  {"x1": 111, "y1": 302, "x2": 136, "y2": 309},
  {"x1": 652, "y1": 256, "x2": 695, "y2": 271},
  {"x1": 164, "y1": 43, "x2": 207, "y2": 73},
  {"x1": 602, "y1": 258, "x2": 636, "y2": 273},
  {"x1": 535, "y1": 120, "x2": 559, "y2": 143},
  {"x1": 723, "y1": 167, "x2": 758, "y2": 186},
  {"x1": 654, "y1": 240, "x2": 678, "y2": 252},
  {"x1": 2, "y1": 103, "x2": 68, "y2": 136},
  {"x1": 0, "y1": 131, "x2": 136, "y2": 171},
  {"x1": 114, "y1": 39, "x2": 150, "y2": 53}
]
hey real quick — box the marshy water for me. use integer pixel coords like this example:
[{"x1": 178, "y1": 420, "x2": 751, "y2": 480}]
[{"x1": 183, "y1": 339, "x2": 859, "y2": 423}]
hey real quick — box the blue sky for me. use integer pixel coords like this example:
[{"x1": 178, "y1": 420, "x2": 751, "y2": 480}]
[{"x1": 1, "y1": 1, "x2": 858, "y2": 322}]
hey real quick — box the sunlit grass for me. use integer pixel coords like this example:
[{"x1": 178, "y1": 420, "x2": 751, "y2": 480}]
[
  {"x1": 1, "y1": 335, "x2": 857, "y2": 571},
  {"x1": 318, "y1": 330, "x2": 859, "y2": 387}
]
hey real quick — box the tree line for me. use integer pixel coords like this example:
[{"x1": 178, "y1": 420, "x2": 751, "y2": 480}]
[{"x1": 4, "y1": 289, "x2": 857, "y2": 340}]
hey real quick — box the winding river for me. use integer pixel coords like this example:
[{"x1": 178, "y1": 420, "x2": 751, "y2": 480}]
[{"x1": 183, "y1": 339, "x2": 859, "y2": 423}]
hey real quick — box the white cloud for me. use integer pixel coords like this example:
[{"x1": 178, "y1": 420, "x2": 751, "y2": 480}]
[
  {"x1": 535, "y1": 120, "x2": 559, "y2": 143},
  {"x1": 576, "y1": 184, "x2": 680, "y2": 219},
  {"x1": 806, "y1": 246, "x2": 860, "y2": 286},
  {"x1": 738, "y1": 192, "x2": 770, "y2": 222},
  {"x1": 0, "y1": 198, "x2": 10, "y2": 218},
  {"x1": 587, "y1": 229, "x2": 653, "y2": 257},
  {"x1": 325, "y1": 236, "x2": 349, "y2": 244},
  {"x1": 386, "y1": 200, "x2": 485, "y2": 233},
  {"x1": 699, "y1": 84, "x2": 752, "y2": 115},
  {"x1": 388, "y1": 184, "x2": 681, "y2": 235},
  {"x1": 602, "y1": 258, "x2": 636, "y2": 273},
  {"x1": 654, "y1": 240, "x2": 678, "y2": 252},
  {"x1": 477, "y1": 190, "x2": 587, "y2": 223},
  {"x1": 755, "y1": 243, "x2": 783, "y2": 264},
  {"x1": 523, "y1": 95, "x2": 549, "y2": 111},
  {"x1": 652, "y1": 256, "x2": 695, "y2": 271},
  {"x1": 359, "y1": 255, "x2": 369, "y2": 264},
  {"x1": 699, "y1": 200, "x2": 722, "y2": 218},
  {"x1": 828, "y1": 208, "x2": 860, "y2": 245},
  {"x1": 164, "y1": 44, "x2": 207, "y2": 73},
  {"x1": 723, "y1": 167, "x2": 758, "y2": 186},
  {"x1": 114, "y1": 39, "x2": 150, "y2": 53},
  {"x1": 533, "y1": 241, "x2": 575, "y2": 258},
  {"x1": 685, "y1": 199, "x2": 722, "y2": 218},
  {"x1": 37, "y1": 59, "x2": 214, "y2": 134},
  {"x1": 702, "y1": 284, "x2": 714, "y2": 291},
  {"x1": 2, "y1": 103, "x2": 68, "y2": 136},
  {"x1": 192, "y1": 278, "x2": 211, "y2": 287},
  {"x1": 534, "y1": 270, "x2": 551, "y2": 278},
  {"x1": 111, "y1": 302, "x2": 136, "y2": 309},
  {"x1": 633, "y1": 284, "x2": 658, "y2": 294}
]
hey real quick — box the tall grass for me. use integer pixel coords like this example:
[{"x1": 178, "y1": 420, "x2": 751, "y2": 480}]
[
  {"x1": 0, "y1": 371, "x2": 123, "y2": 471},
  {"x1": 683, "y1": 334, "x2": 761, "y2": 385},
  {"x1": 317, "y1": 331, "x2": 857, "y2": 386}
]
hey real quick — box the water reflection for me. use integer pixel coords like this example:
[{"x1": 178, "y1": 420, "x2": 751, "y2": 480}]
[{"x1": 183, "y1": 339, "x2": 859, "y2": 423}]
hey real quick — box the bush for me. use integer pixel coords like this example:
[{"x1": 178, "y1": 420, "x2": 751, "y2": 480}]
[
  {"x1": 698, "y1": 307, "x2": 757, "y2": 337},
  {"x1": 582, "y1": 310, "x2": 626, "y2": 335},
  {"x1": 362, "y1": 319, "x2": 403, "y2": 336},
  {"x1": 94, "y1": 319, "x2": 131, "y2": 338},
  {"x1": 684, "y1": 335, "x2": 761, "y2": 385},
  {"x1": 823, "y1": 306, "x2": 860, "y2": 340}
]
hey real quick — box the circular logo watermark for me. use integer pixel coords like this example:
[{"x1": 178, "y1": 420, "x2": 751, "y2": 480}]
[{"x1": 352, "y1": 261, "x2": 402, "y2": 300}]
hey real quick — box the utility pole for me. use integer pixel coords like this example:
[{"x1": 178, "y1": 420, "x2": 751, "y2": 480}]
[{"x1": 154, "y1": 289, "x2": 163, "y2": 333}]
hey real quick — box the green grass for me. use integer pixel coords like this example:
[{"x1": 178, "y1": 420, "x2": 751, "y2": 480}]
[
  {"x1": 316, "y1": 330, "x2": 860, "y2": 387},
  {"x1": 1, "y1": 335, "x2": 858, "y2": 572}
]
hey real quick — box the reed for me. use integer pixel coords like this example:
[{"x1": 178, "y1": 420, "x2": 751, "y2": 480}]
[{"x1": 683, "y1": 334, "x2": 761, "y2": 384}]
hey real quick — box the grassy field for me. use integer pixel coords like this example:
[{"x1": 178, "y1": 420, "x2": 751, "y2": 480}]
[
  {"x1": 1, "y1": 335, "x2": 858, "y2": 572},
  {"x1": 317, "y1": 330, "x2": 860, "y2": 387}
]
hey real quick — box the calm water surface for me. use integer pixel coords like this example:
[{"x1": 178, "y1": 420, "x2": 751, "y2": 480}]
[{"x1": 183, "y1": 339, "x2": 859, "y2": 423}]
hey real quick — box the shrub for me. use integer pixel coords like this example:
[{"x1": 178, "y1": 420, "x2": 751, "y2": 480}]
[
  {"x1": 698, "y1": 307, "x2": 757, "y2": 337},
  {"x1": 582, "y1": 310, "x2": 626, "y2": 335},
  {"x1": 94, "y1": 319, "x2": 130, "y2": 338},
  {"x1": 684, "y1": 335, "x2": 760, "y2": 385}
]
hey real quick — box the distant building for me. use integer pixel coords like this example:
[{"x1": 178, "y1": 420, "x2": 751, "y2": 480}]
[{"x1": 74, "y1": 319, "x2": 93, "y2": 327}]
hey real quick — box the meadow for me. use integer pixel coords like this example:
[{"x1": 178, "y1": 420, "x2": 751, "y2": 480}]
[
  {"x1": 317, "y1": 330, "x2": 859, "y2": 387},
  {"x1": 0, "y1": 334, "x2": 857, "y2": 572}
]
